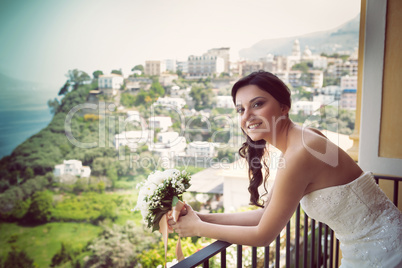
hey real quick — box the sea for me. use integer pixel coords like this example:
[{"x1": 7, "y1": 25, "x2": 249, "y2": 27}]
[{"x1": 0, "y1": 82, "x2": 57, "y2": 159}]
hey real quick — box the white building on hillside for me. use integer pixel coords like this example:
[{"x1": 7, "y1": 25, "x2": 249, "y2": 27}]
[
  {"x1": 149, "y1": 132, "x2": 187, "y2": 168},
  {"x1": 216, "y1": 96, "x2": 234, "y2": 108},
  {"x1": 98, "y1": 74, "x2": 124, "y2": 96},
  {"x1": 159, "y1": 73, "x2": 179, "y2": 86},
  {"x1": 292, "y1": 101, "x2": 322, "y2": 115},
  {"x1": 187, "y1": 142, "x2": 215, "y2": 157},
  {"x1": 157, "y1": 132, "x2": 180, "y2": 144},
  {"x1": 154, "y1": 97, "x2": 186, "y2": 110},
  {"x1": 149, "y1": 116, "x2": 173, "y2": 132},
  {"x1": 114, "y1": 130, "x2": 151, "y2": 150},
  {"x1": 313, "y1": 94, "x2": 336, "y2": 106},
  {"x1": 170, "y1": 86, "x2": 191, "y2": 99},
  {"x1": 313, "y1": 56, "x2": 328, "y2": 69},
  {"x1": 54, "y1": 160, "x2": 91, "y2": 178}
]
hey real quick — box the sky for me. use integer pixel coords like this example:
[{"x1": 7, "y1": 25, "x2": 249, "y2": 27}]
[{"x1": 0, "y1": 0, "x2": 361, "y2": 90}]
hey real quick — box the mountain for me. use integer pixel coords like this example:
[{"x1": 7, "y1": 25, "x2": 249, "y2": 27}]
[{"x1": 239, "y1": 14, "x2": 360, "y2": 60}]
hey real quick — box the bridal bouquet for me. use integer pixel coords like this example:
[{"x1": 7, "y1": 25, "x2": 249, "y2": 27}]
[
  {"x1": 135, "y1": 169, "x2": 191, "y2": 231},
  {"x1": 135, "y1": 169, "x2": 191, "y2": 264}
]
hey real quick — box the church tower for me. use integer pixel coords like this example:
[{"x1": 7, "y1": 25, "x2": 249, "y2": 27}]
[{"x1": 292, "y1": 39, "x2": 301, "y2": 59}]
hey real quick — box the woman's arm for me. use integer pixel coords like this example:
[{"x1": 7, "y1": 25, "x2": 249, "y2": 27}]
[
  {"x1": 173, "y1": 151, "x2": 311, "y2": 247},
  {"x1": 196, "y1": 208, "x2": 264, "y2": 226}
]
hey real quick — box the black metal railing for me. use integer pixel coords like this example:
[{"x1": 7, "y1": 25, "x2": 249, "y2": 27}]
[{"x1": 172, "y1": 175, "x2": 400, "y2": 268}]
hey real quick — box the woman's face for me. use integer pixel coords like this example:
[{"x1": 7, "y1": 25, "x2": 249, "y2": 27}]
[{"x1": 235, "y1": 84, "x2": 288, "y2": 142}]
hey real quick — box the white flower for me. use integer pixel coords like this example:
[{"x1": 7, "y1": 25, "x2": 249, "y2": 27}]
[
  {"x1": 163, "y1": 169, "x2": 180, "y2": 180},
  {"x1": 148, "y1": 170, "x2": 165, "y2": 185},
  {"x1": 142, "y1": 181, "x2": 157, "y2": 196}
]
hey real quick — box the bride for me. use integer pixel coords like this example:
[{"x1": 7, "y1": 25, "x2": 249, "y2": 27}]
[{"x1": 169, "y1": 71, "x2": 402, "y2": 267}]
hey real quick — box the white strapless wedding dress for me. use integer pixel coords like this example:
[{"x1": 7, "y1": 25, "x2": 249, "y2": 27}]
[{"x1": 300, "y1": 172, "x2": 402, "y2": 268}]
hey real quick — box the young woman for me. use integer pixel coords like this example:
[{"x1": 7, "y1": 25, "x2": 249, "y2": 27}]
[{"x1": 169, "y1": 71, "x2": 402, "y2": 267}]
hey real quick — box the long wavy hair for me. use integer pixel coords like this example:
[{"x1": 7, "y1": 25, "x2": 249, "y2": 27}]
[{"x1": 232, "y1": 70, "x2": 291, "y2": 207}]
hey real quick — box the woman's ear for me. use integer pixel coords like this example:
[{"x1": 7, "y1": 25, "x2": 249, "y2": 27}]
[{"x1": 280, "y1": 104, "x2": 290, "y2": 116}]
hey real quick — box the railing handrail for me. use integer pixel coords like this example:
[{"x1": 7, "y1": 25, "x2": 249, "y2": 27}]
[
  {"x1": 172, "y1": 240, "x2": 231, "y2": 268},
  {"x1": 374, "y1": 174, "x2": 402, "y2": 181}
]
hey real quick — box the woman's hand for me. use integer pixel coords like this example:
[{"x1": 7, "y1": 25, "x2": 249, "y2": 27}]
[{"x1": 168, "y1": 204, "x2": 202, "y2": 237}]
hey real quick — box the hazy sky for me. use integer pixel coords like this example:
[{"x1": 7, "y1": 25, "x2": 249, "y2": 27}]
[{"x1": 0, "y1": 0, "x2": 361, "y2": 88}]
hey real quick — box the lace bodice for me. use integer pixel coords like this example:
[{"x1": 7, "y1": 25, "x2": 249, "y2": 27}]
[{"x1": 300, "y1": 172, "x2": 402, "y2": 267}]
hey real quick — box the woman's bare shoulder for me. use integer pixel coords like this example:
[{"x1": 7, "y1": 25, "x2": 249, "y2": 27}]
[{"x1": 283, "y1": 126, "x2": 338, "y2": 178}]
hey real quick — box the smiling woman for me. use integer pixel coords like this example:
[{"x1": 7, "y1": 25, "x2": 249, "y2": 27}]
[{"x1": 169, "y1": 71, "x2": 402, "y2": 267}]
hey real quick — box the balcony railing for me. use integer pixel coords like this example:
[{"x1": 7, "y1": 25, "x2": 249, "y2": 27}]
[{"x1": 172, "y1": 174, "x2": 401, "y2": 268}]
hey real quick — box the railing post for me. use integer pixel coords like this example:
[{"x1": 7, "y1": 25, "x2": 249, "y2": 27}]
[
  {"x1": 264, "y1": 246, "x2": 270, "y2": 268},
  {"x1": 221, "y1": 249, "x2": 226, "y2": 268},
  {"x1": 252, "y1": 247, "x2": 257, "y2": 267},
  {"x1": 317, "y1": 222, "x2": 322, "y2": 267},
  {"x1": 275, "y1": 236, "x2": 280, "y2": 268},
  {"x1": 335, "y1": 239, "x2": 340, "y2": 268},
  {"x1": 237, "y1": 245, "x2": 242, "y2": 268},
  {"x1": 286, "y1": 221, "x2": 291, "y2": 267},
  {"x1": 303, "y1": 212, "x2": 309, "y2": 268},
  {"x1": 310, "y1": 219, "x2": 315, "y2": 268},
  {"x1": 324, "y1": 225, "x2": 329, "y2": 268},
  {"x1": 295, "y1": 205, "x2": 300, "y2": 268}
]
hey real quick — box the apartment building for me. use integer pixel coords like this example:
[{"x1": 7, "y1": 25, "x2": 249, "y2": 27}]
[
  {"x1": 187, "y1": 55, "x2": 225, "y2": 78},
  {"x1": 308, "y1": 70, "x2": 324, "y2": 88},
  {"x1": 340, "y1": 75, "x2": 358, "y2": 90},
  {"x1": 340, "y1": 89, "x2": 357, "y2": 110},
  {"x1": 334, "y1": 61, "x2": 358, "y2": 78},
  {"x1": 206, "y1": 47, "x2": 230, "y2": 73},
  {"x1": 145, "y1": 60, "x2": 166, "y2": 76}
]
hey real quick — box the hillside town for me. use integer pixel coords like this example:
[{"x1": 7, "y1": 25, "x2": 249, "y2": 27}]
[{"x1": 54, "y1": 39, "x2": 357, "y2": 211}]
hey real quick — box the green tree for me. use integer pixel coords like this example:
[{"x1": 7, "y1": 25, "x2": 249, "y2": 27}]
[
  {"x1": 131, "y1": 65, "x2": 144, "y2": 72},
  {"x1": 8, "y1": 198, "x2": 31, "y2": 221},
  {"x1": 66, "y1": 69, "x2": 91, "y2": 90},
  {"x1": 24, "y1": 191, "x2": 53, "y2": 224},
  {"x1": 106, "y1": 165, "x2": 118, "y2": 189},
  {"x1": 50, "y1": 242, "x2": 75, "y2": 267},
  {"x1": 120, "y1": 93, "x2": 136, "y2": 107},
  {"x1": 3, "y1": 247, "x2": 35, "y2": 268},
  {"x1": 47, "y1": 98, "x2": 60, "y2": 115},
  {"x1": 23, "y1": 167, "x2": 34, "y2": 180},
  {"x1": 58, "y1": 81, "x2": 70, "y2": 96},
  {"x1": 92, "y1": 70, "x2": 104, "y2": 79},
  {"x1": 84, "y1": 221, "x2": 158, "y2": 268},
  {"x1": 97, "y1": 202, "x2": 117, "y2": 222},
  {"x1": 190, "y1": 84, "x2": 216, "y2": 110},
  {"x1": 111, "y1": 69, "x2": 123, "y2": 75},
  {"x1": 292, "y1": 62, "x2": 309, "y2": 73},
  {"x1": 150, "y1": 79, "x2": 165, "y2": 96}
]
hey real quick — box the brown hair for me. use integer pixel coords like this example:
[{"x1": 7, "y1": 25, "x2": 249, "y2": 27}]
[{"x1": 232, "y1": 70, "x2": 291, "y2": 207}]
